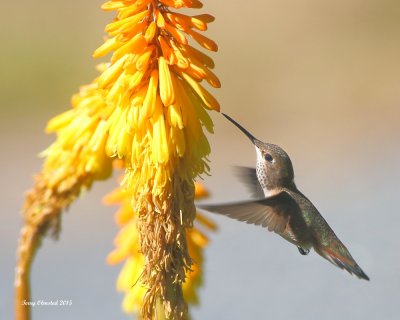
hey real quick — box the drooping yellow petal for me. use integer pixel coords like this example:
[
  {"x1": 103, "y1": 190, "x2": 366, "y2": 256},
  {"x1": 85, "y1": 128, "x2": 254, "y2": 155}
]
[
  {"x1": 156, "y1": 9, "x2": 166, "y2": 28},
  {"x1": 101, "y1": 1, "x2": 126, "y2": 11},
  {"x1": 181, "y1": 72, "x2": 220, "y2": 111},
  {"x1": 93, "y1": 37, "x2": 120, "y2": 58},
  {"x1": 165, "y1": 22, "x2": 188, "y2": 45},
  {"x1": 168, "y1": 104, "x2": 184, "y2": 129},
  {"x1": 117, "y1": 0, "x2": 151, "y2": 19},
  {"x1": 112, "y1": 33, "x2": 147, "y2": 62},
  {"x1": 105, "y1": 10, "x2": 149, "y2": 36},
  {"x1": 183, "y1": 44, "x2": 215, "y2": 69},
  {"x1": 144, "y1": 21, "x2": 157, "y2": 42},
  {"x1": 170, "y1": 126, "x2": 186, "y2": 157},
  {"x1": 152, "y1": 107, "x2": 169, "y2": 163},
  {"x1": 158, "y1": 56, "x2": 175, "y2": 106},
  {"x1": 193, "y1": 13, "x2": 215, "y2": 24},
  {"x1": 158, "y1": 36, "x2": 177, "y2": 65},
  {"x1": 187, "y1": 28, "x2": 218, "y2": 52},
  {"x1": 136, "y1": 46, "x2": 154, "y2": 71},
  {"x1": 169, "y1": 40, "x2": 189, "y2": 69},
  {"x1": 141, "y1": 70, "x2": 159, "y2": 121},
  {"x1": 97, "y1": 55, "x2": 128, "y2": 88}
]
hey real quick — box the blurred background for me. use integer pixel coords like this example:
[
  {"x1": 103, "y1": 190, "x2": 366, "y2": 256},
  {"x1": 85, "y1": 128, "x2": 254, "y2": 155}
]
[{"x1": 1, "y1": 0, "x2": 400, "y2": 319}]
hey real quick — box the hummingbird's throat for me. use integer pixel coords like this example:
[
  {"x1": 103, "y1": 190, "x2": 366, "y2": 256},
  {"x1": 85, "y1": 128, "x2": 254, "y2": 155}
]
[{"x1": 255, "y1": 148, "x2": 275, "y2": 197}]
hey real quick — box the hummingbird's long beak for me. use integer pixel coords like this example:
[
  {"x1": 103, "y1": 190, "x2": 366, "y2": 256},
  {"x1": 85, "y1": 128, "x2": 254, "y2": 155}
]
[{"x1": 222, "y1": 113, "x2": 258, "y2": 145}]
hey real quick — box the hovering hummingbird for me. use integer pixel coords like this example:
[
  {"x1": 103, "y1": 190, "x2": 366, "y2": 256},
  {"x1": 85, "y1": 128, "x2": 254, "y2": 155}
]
[{"x1": 199, "y1": 113, "x2": 369, "y2": 280}]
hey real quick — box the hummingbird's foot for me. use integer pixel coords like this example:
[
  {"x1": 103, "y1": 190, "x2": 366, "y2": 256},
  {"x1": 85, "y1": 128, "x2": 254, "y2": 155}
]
[{"x1": 298, "y1": 247, "x2": 310, "y2": 255}]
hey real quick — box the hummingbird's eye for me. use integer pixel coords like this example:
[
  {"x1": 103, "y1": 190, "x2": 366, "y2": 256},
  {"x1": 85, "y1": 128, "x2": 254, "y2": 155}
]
[{"x1": 264, "y1": 153, "x2": 273, "y2": 162}]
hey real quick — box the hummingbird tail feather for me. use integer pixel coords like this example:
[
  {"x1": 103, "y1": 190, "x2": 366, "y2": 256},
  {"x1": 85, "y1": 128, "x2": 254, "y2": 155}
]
[{"x1": 316, "y1": 246, "x2": 370, "y2": 281}]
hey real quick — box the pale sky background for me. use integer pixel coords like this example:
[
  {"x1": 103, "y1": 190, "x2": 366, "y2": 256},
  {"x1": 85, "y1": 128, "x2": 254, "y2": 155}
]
[{"x1": 1, "y1": 1, "x2": 400, "y2": 319}]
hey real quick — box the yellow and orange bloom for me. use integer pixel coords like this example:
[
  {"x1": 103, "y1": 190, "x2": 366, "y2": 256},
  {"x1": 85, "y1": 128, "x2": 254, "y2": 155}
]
[
  {"x1": 17, "y1": 0, "x2": 219, "y2": 319},
  {"x1": 92, "y1": 0, "x2": 220, "y2": 318}
]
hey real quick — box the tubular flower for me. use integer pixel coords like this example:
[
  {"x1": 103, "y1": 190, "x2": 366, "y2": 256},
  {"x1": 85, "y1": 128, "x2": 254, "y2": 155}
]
[
  {"x1": 22, "y1": 81, "x2": 113, "y2": 233},
  {"x1": 16, "y1": 81, "x2": 113, "y2": 320},
  {"x1": 104, "y1": 182, "x2": 217, "y2": 316},
  {"x1": 94, "y1": 0, "x2": 220, "y2": 318}
]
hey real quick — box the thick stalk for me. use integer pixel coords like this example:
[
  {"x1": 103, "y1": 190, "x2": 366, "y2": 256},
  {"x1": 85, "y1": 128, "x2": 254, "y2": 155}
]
[{"x1": 15, "y1": 224, "x2": 40, "y2": 320}]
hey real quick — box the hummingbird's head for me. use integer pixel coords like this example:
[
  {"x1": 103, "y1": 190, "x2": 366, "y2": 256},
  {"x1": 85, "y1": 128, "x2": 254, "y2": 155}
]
[
  {"x1": 253, "y1": 140, "x2": 295, "y2": 191},
  {"x1": 222, "y1": 113, "x2": 295, "y2": 191}
]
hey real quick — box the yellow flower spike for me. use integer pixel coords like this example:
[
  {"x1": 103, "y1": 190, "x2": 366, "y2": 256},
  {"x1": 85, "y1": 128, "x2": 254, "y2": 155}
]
[
  {"x1": 90, "y1": 0, "x2": 220, "y2": 318},
  {"x1": 15, "y1": 4, "x2": 222, "y2": 317},
  {"x1": 17, "y1": 79, "x2": 114, "y2": 319}
]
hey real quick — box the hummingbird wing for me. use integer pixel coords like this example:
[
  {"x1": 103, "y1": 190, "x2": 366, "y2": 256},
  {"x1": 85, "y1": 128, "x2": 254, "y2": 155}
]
[
  {"x1": 198, "y1": 191, "x2": 302, "y2": 237},
  {"x1": 234, "y1": 166, "x2": 264, "y2": 198}
]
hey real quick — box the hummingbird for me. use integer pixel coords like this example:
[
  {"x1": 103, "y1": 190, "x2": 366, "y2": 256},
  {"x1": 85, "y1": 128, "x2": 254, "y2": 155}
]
[{"x1": 199, "y1": 113, "x2": 369, "y2": 280}]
